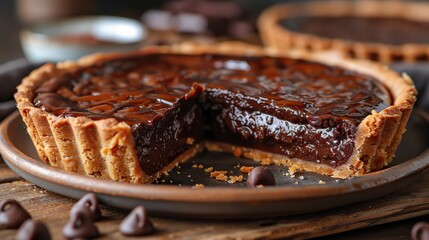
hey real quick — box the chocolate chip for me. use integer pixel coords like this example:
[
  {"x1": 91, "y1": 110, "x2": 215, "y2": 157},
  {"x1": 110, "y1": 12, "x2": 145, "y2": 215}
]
[
  {"x1": 119, "y1": 206, "x2": 155, "y2": 236},
  {"x1": 247, "y1": 166, "x2": 276, "y2": 187},
  {"x1": 16, "y1": 220, "x2": 51, "y2": 240},
  {"x1": 412, "y1": 222, "x2": 429, "y2": 240},
  {"x1": 70, "y1": 193, "x2": 102, "y2": 221},
  {"x1": 63, "y1": 209, "x2": 99, "y2": 240},
  {"x1": 0, "y1": 199, "x2": 31, "y2": 229}
]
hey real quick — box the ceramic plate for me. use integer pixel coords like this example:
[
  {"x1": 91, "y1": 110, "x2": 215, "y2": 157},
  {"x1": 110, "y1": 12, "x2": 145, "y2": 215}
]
[{"x1": 1, "y1": 111, "x2": 428, "y2": 219}]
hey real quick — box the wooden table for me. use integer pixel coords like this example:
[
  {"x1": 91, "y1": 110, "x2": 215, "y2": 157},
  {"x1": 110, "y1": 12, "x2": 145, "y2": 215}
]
[{"x1": 1, "y1": 157, "x2": 429, "y2": 240}]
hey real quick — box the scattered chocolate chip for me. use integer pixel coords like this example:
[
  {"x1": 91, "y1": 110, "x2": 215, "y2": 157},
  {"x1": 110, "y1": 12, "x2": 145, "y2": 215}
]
[
  {"x1": 119, "y1": 206, "x2": 155, "y2": 236},
  {"x1": 70, "y1": 193, "x2": 102, "y2": 221},
  {"x1": 247, "y1": 166, "x2": 276, "y2": 187},
  {"x1": 0, "y1": 199, "x2": 31, "y2": 229},
  {"x1": 412, "y1": 222, "x2": 429, "y2": 240},
  {"x1": 63, "y1": 210, "x2": 99, "y2": 240},
  {"x1": 16, "y1": 220, "x2": 51, "y2": 240}
]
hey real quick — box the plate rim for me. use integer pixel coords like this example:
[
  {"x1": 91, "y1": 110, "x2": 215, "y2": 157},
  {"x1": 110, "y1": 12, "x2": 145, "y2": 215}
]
[{"x1": 1, "y1": 111, "x2": 429, "y2": 203}]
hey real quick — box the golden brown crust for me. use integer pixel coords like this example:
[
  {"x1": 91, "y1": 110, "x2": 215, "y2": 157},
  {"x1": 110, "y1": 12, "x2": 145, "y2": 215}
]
[
  {"x1": 258, "y1": 0, "x2": 429, "y2": 63},
  {"x1": 14, "y1": 42, "x2": 416, "y2": 181},
  {"x1": 205, "y1": 141, "x2": 357, "y2": 178}
]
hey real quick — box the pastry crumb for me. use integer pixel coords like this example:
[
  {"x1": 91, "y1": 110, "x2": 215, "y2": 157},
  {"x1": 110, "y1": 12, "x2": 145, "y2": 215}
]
[
  {"x1": 299, "y1": 176, "x2": 304, "y2": 180},
  {"x1": 205, "y1": 167, "x2": 213, "y2": 173},
  {"x1": 233, "y1": 147, "x2": 243, "y2": 157},
  {"x1": 260, "y1": 158, "x2": 272, "y2": 166},
  {"x1": 239, "y1": 166, "x2": 254, "y2": 174},
  {"x1": 228, "y1": 175, "x2": 244, "y2": 184},
  {"x1": 186, "y1": 137, "x2": 195, "y2": 145},
  {"x1": 210, "y1": 170, "x2": 244, "y2": 184},
  {"x1": 256, "y1": 185, "x2": 264, "y2": 188},
  {"x1": 193, "y1": 184, "x2": 205, "y2": 188},
  {"x1": 192, "y1": 163, "x2": 204, "y2": 169},
  {"x1": 210, "y1": 171, "x2": 228, "y2": 182},
  {"x1": 288, "y1": 168, "x2": 297, "y2": 175},
  {"x1": 294, "y1": 181, "x2": 298, "y2": 185},
  {"x1": 318, "y1": 180, "x2": 326, "y2": 184}
]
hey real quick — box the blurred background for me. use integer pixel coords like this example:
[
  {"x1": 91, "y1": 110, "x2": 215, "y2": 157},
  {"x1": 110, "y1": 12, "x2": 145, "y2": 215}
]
[{"x1": 0, "y1": 0, "x2": 297, "y2": 64}]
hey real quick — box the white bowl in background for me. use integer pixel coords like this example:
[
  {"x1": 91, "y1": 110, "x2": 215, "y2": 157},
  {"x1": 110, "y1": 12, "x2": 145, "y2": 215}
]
[{"x1": 20, "y1": 16, "x2": 146, "y2": 62}]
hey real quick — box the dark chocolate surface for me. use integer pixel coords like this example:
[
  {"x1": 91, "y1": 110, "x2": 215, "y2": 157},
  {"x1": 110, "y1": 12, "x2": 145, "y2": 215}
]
[
  {"x1": 34, "y1": 54, "x2": 388, "y2": 124},
  {"x1": 33, "y1": 53, "x2": 389, "y2": 172},
  {"x1": 280, "y1": 16, "x2": 429, "y2": 45}
]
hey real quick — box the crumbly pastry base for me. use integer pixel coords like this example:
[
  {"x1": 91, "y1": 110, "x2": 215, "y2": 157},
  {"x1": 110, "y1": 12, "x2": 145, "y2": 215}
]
[
  {"x1": 14, "y1": 42, "x2": 416, "y2": 183},
  {"x1": 258, "y1": 0, "x2": 429, "y2": 63},
  {"x1": 205, "y1": 142, "x2": 357, "y2": 179}
]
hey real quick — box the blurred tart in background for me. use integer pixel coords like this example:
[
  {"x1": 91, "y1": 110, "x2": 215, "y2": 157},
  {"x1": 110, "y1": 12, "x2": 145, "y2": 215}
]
[
  {"x1": 259, "y1": 0, "x2": 429, "y2": 63},
  {"x1": 141, "y1": 0, "x2": 259, "y2": 45}
]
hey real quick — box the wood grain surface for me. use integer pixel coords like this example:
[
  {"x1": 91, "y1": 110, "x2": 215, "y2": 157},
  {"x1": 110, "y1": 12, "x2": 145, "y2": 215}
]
[{"x1": 0, "y1": 159, "x2": 428, "y2": 239}]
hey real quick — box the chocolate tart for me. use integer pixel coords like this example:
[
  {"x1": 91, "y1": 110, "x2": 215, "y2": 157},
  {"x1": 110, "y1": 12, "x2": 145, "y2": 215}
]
[
  {"x1": 14, "y1": 42, "x2": 416, "y2": 183},
  {"x1": 258, "y1": 0, "x2": 429, "y2": 63}
]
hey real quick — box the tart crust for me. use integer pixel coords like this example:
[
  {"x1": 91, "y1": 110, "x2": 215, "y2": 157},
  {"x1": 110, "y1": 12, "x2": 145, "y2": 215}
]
[
  {"x1": 258, "y1": 0, "x2": 429, "y2": 63},
  {"x1": 14, "y1": 42, "x2": 417, "y2": 182}
]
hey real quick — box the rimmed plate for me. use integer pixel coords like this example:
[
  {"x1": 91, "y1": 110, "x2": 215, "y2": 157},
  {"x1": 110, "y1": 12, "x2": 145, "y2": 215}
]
[{"x1": 1, "y1": 111, "x2": 428, "y2": 219}]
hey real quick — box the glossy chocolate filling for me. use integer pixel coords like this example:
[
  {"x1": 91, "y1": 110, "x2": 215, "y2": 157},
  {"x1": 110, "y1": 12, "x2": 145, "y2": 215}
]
[
  {"x1": 280, "y1": 16, "x2": 429, "y2": 45},
  {"x1": 33, "y1": 53, "x2": 389, "y2": 175}
]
